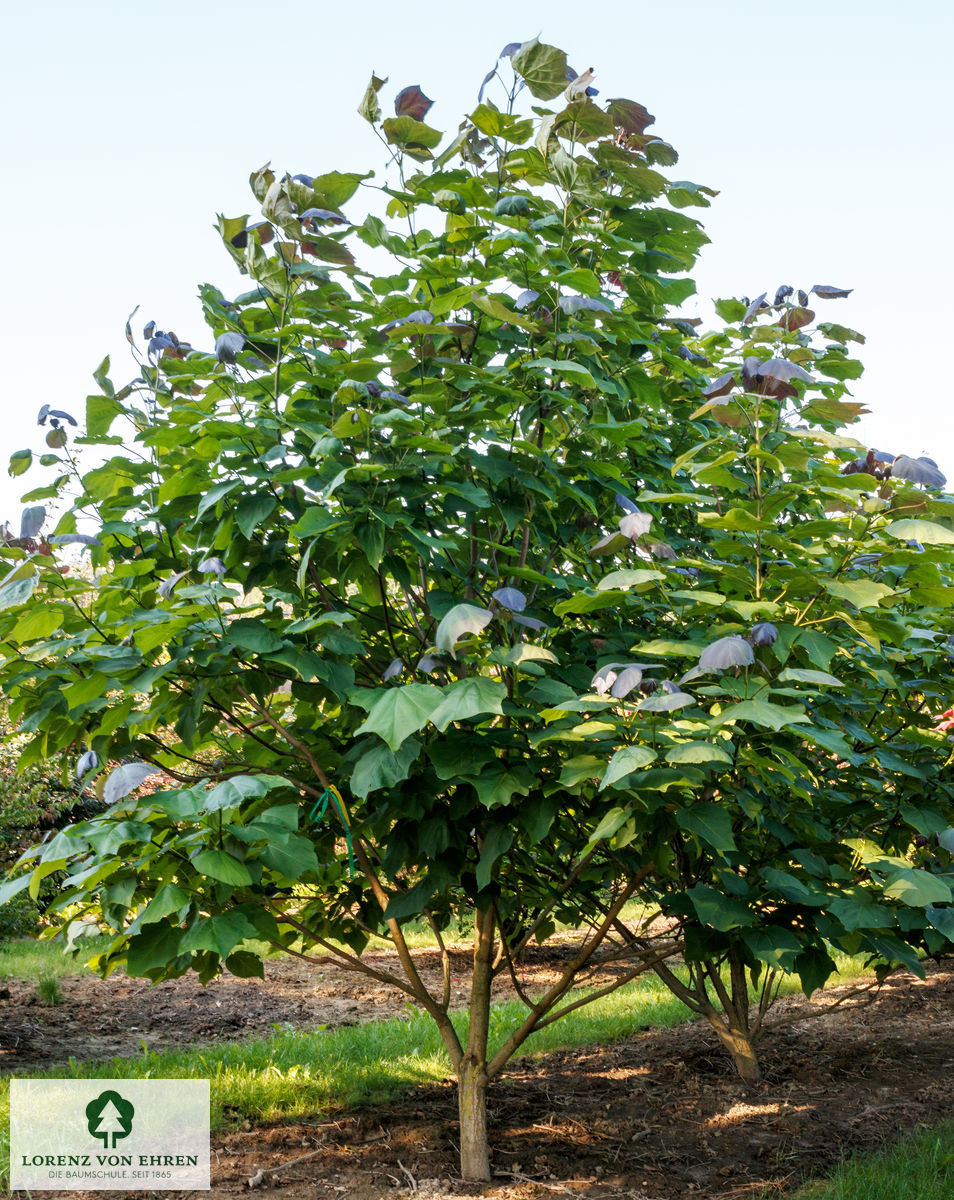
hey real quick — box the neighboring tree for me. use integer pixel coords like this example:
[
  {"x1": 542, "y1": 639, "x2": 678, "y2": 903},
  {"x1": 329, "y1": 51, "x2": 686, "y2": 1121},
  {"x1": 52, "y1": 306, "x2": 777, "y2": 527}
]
[
  {"x1": 549, "y1": 286, "x2": 954, "y2": 1082},
  {"x1": 0, "y1": 40, "x2": 714, "y2": 1181}
]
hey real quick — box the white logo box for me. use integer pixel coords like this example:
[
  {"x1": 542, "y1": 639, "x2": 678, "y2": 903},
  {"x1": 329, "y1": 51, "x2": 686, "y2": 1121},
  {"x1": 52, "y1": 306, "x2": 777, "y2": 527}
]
[{"x1": 10, "y1": 1079, "x2": 210, "y2": 1191}]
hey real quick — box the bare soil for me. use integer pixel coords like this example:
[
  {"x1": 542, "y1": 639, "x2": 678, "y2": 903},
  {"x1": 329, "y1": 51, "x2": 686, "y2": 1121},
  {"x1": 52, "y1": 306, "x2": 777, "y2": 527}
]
[{"x1": 4, "y1": 952, "x2": 954, "y2": 1200}]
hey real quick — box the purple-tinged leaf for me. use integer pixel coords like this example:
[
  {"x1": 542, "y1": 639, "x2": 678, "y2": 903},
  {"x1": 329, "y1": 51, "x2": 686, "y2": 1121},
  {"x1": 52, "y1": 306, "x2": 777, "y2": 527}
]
[
  {"x1": 143, "y1": 320, "x2": 157, "y2": 339},
  {"x1": 198, "y1": 556, "x2": 226, "y2": 575},
  {"x1": 395, "y1": 85, "x2": 434, "y2": 121},
  {"x1": 75, "y1": 750, "x2": 99, "y2": 783},
  {"x1": 797, "y1": 289, "x2": 809, "y2": 307},
  {"x1": 157, "y1": 569, "x2": 189, "y2": 599},
  {"x1": 741, "y1": 356, "x2": 764, "y2": 388},
  {"x1": 615, "y1": 493, "x2": 639, "y2": 514},
  {"x1": 37, "y1": 405, "x2": 51, "y2": 425},
  {"x1": 559, "y1": 294, "x2": 612, "y2": 315},
  {"x1": 565, "y1": 67, "x2": 597, "y2": 100},
  {"x1": 890, "y1": 456, "x2": 947, "y2": 488},
  {"x1": 383, "y1": 657, "x2": 403, "y2": 681},
  {"x1": 46, "y1": 408, "x2": 78, "y2": 426},
  {"x1": 148, "y1": 334, "x2": 176, "y2": 363},
  {"x1": 301, "y1": 207, "x2": 351, "y2": 226},
  {"x1": 742, "y1": 293, "x2": 768, "y2": 324},
  {"x1": 499, "y1": 42, "x2": 521, "y2": 58},
  {"x1": 756, "y1": 357, "x2": 812, "y2": 398},
  {"x1": 592, "y1": 662, "x2": 639, "y2": 695},
  {"x1": 435, "y1": 603, "x2": 493, "y2": 659},
  {"x1": 380, "y1": 389, "x2": 408, "y2": 404},
  {"x1": 512, "y1": 614, "x2": 549, "y2": 631},
  {"x1": 610, "y1": 665, "x2": 643, "y2": 699},
  {"x1": 492, "y1": 586, "x2": 526, "y2": 612},
  {"x1": 702, "y1": 372, "x2": 736, "y2": 400},
  {"x1": 215, "y1": 332, "x2": 245, "y2": 364},
  {"x1": 417, "y1": 654, "x2": 444, "y2": 674},
  {"x1": 638, "y1": 691, "x2": 694, "y2": 712},
  {"x1": 750, "y1": 622, "x2": 778, "y2": 647},
  {"x1": 773, "y1": 285, "x2": 794, "y2": 306},
  {"x1": 292, "y1": 173, "x2": 315, "y2": 186},
  {"x1": 103, "y1": 761, "x2": 158, "y2": 805},
  {"x1": 619, "y1": 511, "x2": 652, "y2": 540},
  {"x1": 515, "y1": 289, "x2": 540, "y2": 311},
  {"x1": 698, "y1": 635, "x2": 754, "y2": 671},
  {"x1": 812, "y1": 284, "x2": 853, "y2": 299},
  {"x1": 477, "y1": 68, "x2": 497, "y2": 103},
  {"x1": 381, "y1": 310, "x2": 434, "y2": 332},
  {"x1": 19, "y1": 506, "x2": 45, "y2": 540}
]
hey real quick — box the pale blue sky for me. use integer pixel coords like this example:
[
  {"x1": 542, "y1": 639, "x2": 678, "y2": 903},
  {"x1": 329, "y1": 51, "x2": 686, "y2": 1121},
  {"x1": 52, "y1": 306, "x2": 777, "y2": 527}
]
[{"x1": 2, "y1": 0, "x2": 952, "y2": 522}]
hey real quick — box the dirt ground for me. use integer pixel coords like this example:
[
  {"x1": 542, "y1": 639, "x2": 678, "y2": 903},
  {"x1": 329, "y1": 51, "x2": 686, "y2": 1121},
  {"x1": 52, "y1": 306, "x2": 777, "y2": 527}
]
[{"x1": 4, "y1": 951, "x2": 954, "y2": 1200}]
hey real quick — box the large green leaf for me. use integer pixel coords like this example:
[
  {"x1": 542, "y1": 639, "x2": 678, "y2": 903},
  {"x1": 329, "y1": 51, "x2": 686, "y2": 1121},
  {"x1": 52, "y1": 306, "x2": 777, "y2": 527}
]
[
  {"x1": 354, "y1": 684, "x2": 443, "y2": 751},
  {"x1": 351, "y1": 739, "x2": 420, "y2": 799},
  {"x1": 180, "y1": 911, "x2": 258, "y2": 958},
  {"x1": 677, "y1": 802, "x2": 737, "y2": 852},
  {"x1": 235, "y1": 494, "x2": 277, "y2": 539},
  {"x1": 191, "y1": 850, "x2": 253, "y2": 886},
  {"x1": 476, "y1": 825, "x2": 515, "y2": 890},
  {"x1": 885, "y1": 518, "x2": 954, "y2": 545},
  {"x1": 260, "y1": 833, "x2": 320, "y2": 880},
  {"x1": 596, "y1": 569, "x2": 665, "y2": 591},
  {"x1": 882, "y1": 868, "x2": 952, "y2": 907},
  {"x1": 825, "y1": 579, "x2": 897, "y2": 609},
  {"x1": 0, "y1": 573, "x2": 37, "y2": 610},
  {"x1": 430, "y1": 677, "x2": 507, "y2": 732},
  {"x1": 716, "y1": 700, "x2": 810, "y2": 731},
  {"x1": 511, "y1": 38, "x2": 569, "y2": 100},
  {"x1": 665, "y1": 741, "x2": 733, "y2": 766},
  {"x1": 600, "y1": 745, "x2": 656, "y2": 790},
  {"x1": 687, "y1": 884, "x2": 753, "y2": 930}
]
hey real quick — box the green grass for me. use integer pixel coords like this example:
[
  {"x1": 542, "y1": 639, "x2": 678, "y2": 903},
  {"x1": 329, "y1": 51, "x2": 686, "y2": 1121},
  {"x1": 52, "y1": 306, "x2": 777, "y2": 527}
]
[
  {"x1": 0, "y1": 934, "x2": 112, "y2": 981},
  {"x1": 755, "y1": 1121, "x2": 954, "y2": 1199}
]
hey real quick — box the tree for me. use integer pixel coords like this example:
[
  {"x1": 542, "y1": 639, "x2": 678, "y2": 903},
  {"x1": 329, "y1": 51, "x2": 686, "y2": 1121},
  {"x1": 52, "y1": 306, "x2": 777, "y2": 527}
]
[
  {"x1": 4, "y1": 35, "x2": 954, "y2": 1179},
  {"x1": 549, "y1": 285, "x2": 954, "y2": 1082},
  {"x1": 0, "y1": 39, "x2": 715, "y2": 1181}
]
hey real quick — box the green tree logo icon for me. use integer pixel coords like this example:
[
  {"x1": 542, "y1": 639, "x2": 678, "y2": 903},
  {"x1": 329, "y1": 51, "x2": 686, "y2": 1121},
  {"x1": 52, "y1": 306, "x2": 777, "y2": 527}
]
[{"x1": 86, "y1": 1090, "x2": 135, "y2": 1149}]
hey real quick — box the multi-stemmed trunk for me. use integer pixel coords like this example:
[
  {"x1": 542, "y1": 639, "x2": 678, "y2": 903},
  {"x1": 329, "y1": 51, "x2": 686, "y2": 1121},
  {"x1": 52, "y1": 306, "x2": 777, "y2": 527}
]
[{"x1": 651, "y1": 946, "x2": 764, "y2": 1086}]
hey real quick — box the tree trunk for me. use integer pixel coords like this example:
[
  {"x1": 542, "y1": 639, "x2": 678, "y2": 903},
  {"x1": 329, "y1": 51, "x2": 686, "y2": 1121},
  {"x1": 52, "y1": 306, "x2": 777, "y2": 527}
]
[
  {"x1": 456, "y1": 899, "x2": 495, "y2": 1181},
  {"x1": 458, "y1": 1059, "x2": 490, "y2": 1182},
  {"x1": 707, "y1": 1014, "x2": 761, "y2": 1085}
]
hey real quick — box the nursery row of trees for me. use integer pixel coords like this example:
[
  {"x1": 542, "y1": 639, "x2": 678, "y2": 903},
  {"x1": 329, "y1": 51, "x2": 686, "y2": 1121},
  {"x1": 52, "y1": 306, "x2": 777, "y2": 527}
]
[{"x1": 3, "y1": 38, "x2": 954, "y2": 1180}]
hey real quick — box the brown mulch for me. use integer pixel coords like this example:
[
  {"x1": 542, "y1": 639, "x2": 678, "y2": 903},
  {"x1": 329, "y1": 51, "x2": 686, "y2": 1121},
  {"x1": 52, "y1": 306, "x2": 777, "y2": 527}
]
[{"x1": 5, "y1": 953, "x2": 954, "y2": 1199}]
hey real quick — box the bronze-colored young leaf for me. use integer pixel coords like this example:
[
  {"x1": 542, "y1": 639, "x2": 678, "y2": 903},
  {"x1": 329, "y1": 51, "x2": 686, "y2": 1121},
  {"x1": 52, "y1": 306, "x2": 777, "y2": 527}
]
[
  {"x1": 777, "y1": 307, "x2": 814, "y2": 332},
  {"x1": 394, "y1": 84, "x2": 434, "y2": 121}
]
